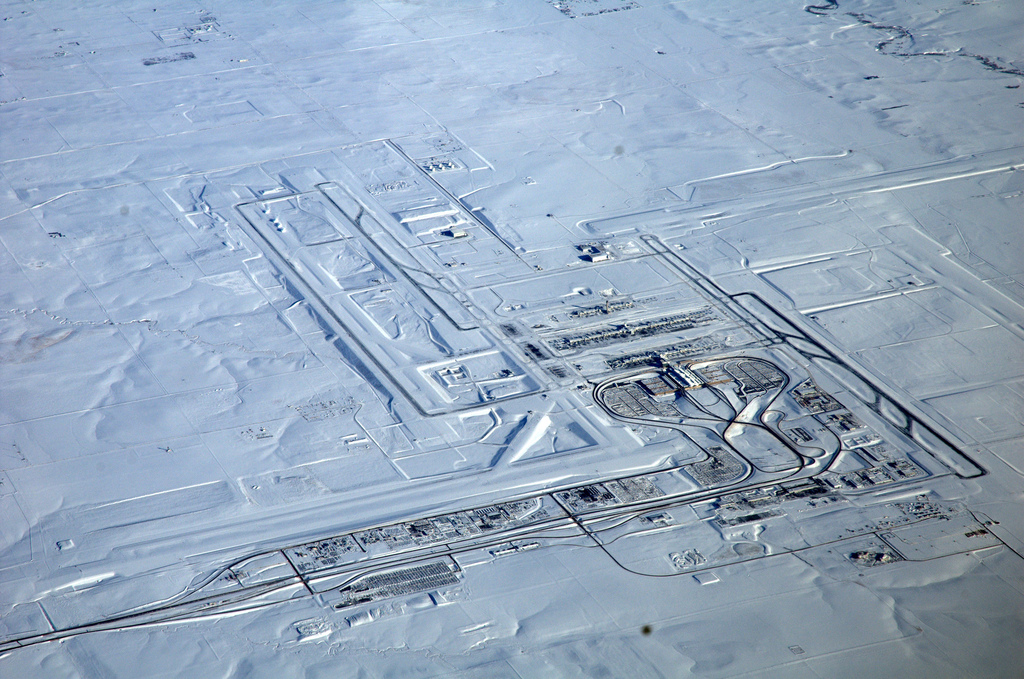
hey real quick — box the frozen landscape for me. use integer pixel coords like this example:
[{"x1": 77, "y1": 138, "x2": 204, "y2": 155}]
[{"x1": 2, "y1": 0, "x2": 1024, "y2": 676}]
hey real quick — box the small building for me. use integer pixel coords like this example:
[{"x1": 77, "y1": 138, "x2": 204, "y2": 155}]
[
  {"x1": 438, "y1": 365, "x2": 468, "y2": 386},
  {"x1": 578, "y1": 243, "x2": 611, "y2": 262}
]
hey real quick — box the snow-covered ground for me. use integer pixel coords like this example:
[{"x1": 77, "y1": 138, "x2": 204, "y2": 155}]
[{"x1": 2, "y1": 1, "x2": 1024, "y2": 676}]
